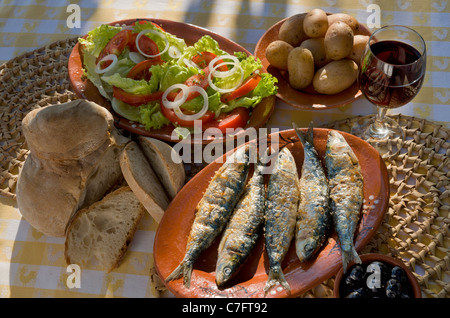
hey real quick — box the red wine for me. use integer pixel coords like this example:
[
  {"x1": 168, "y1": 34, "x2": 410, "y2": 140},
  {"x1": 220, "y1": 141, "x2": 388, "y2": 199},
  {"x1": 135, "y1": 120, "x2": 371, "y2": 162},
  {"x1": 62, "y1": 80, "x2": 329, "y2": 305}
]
[{"x1": 359, "y1": 40, "x2": 425, "y2": 108}]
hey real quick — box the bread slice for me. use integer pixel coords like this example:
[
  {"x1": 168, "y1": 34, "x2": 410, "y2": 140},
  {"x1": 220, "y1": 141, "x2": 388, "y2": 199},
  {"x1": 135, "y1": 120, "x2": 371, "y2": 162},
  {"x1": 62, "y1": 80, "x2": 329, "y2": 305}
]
[
  {"x1": 64, "y1": 186, "x2": 145, "y2": 273},
  {"x1": 120, "y1": 141, "x2": 170, "y2": 223},
  {"x1": 138, "y1": 136, "x2": 185, "y2": 200}
]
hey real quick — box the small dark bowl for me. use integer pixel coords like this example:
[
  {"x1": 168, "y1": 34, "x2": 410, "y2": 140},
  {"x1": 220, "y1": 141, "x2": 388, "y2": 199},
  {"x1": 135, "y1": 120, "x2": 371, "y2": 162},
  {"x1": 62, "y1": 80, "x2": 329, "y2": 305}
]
[{"x1": 333, "y1": 253, "x2": 422, "y2": 298}]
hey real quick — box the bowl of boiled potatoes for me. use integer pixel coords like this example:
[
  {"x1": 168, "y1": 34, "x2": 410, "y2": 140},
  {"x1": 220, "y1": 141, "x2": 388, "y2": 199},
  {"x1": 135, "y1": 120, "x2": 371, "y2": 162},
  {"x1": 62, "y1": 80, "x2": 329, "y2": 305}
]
[{"x1": 254, "y1": 9, "x2": 372, "y2": 109}]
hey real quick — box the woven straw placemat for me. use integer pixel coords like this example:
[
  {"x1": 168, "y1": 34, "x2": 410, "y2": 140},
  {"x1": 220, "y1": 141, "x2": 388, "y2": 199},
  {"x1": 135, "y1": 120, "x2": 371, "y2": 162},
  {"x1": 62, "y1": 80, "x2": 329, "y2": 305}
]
[{"x1": 0, "y1": 38, "x2": 448, "y2": 298}]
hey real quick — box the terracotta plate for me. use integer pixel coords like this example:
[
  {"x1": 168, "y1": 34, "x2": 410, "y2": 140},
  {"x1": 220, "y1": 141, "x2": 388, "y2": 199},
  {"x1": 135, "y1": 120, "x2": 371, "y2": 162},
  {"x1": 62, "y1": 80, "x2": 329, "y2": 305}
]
[
  {"x1": 254, "y1": 17, "x2": 372, "y2": 109},
  {"x1": 68, "y1": 18, "x2": 275, "y2": 143},
  {"x1": 154, "y1": 128, "x2": 389, "y2": 298}
]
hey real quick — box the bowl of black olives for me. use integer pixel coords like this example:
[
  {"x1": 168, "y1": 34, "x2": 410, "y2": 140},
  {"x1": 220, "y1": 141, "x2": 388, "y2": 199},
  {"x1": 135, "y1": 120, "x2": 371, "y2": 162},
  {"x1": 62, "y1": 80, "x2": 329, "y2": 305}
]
[{"x1": 333, "y1": 253, "x2": 422, "y2": 298}]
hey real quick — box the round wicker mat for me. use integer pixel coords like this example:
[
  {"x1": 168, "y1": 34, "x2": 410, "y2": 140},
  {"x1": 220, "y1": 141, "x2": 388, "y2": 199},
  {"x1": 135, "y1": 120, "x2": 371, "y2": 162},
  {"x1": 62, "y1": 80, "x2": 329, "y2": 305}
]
[{"x1": 0, "y1": 38, "x2": 448, "y2": 298}]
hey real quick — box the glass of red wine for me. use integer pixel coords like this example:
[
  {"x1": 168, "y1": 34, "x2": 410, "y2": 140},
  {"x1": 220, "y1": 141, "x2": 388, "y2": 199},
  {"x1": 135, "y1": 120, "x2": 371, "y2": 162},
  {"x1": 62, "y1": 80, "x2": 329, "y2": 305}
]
[{"x1": 358, "y1": 25, "x2": 426, "y2": 140}]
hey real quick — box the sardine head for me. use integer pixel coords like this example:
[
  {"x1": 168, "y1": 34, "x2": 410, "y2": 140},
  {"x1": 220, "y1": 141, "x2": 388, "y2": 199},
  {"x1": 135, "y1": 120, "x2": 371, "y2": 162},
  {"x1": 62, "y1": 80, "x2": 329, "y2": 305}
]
[
  {"x1": 296, "y1": 238, "x2": 318, "y2": 262},
  {"x1": 215, "y1": 263, "x2": 235, "y2": 287},
  {"x1": 327, "y1": 131, "x2": 348, "y2": 154},
  {"x1": 326, "y1": 130, "x2": 360, "y2": 165}
]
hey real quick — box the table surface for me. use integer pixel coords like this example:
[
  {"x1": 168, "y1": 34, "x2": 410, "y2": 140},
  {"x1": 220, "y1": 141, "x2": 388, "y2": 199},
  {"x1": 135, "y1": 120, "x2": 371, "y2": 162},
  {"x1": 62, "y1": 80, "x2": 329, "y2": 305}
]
[{"x1": 0, "y1": 0, "x2": 448, "y2": 298}]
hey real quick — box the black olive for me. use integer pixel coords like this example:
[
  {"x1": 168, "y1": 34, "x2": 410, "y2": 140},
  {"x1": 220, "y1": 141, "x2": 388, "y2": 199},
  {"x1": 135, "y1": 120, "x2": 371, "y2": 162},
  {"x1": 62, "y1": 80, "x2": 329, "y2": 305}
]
[
  {"x1": 367, "y1": 261, "x2": 391, "y2": 287},
  {"x1": 346, "y1": 287, "x2": 368, "y2": 298},
  {"x1": 391, "y1": 266, "x2": 407, "y2": 284},
  {"x1": 344, "y1": 264, "x2": 365, "y2": 289},
  {"x1": 386, "y1": 278, "x2": 402, "y2": 298}
]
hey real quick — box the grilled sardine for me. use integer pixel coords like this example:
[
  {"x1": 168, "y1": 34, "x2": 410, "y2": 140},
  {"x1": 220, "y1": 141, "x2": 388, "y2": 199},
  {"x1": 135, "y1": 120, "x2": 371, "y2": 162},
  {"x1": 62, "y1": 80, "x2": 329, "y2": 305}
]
[
  {"x1": 325, "y1": 130, "x2": 363, "y2": 272},
  {"x1": 165, "y1": 145, "x2": 250, "y2": 288},
  {"x1": 263, "y1": 147, "x2": 300, "y2": 294},
  {"x1": 294, "y1": 123, "x2": 331, "y2": 262}
]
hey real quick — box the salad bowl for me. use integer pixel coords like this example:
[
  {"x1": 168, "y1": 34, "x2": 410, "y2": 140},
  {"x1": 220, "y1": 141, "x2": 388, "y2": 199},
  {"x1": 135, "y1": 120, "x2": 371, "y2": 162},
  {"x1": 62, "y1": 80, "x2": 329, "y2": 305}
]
[{"x1": 68, "y1": 18, "x2": 276, "y2": 143}]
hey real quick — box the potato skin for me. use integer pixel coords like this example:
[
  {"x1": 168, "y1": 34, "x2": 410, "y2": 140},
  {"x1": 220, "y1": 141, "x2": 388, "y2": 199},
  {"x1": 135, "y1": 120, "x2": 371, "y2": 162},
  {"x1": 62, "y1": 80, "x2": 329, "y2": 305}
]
[
  {"x1": 303, "y1": 9, "x2": 328, "y2": 38},
  {"x1": 266, "y1": 40, "x2": 294, "y2": 70},
  {"x1": 327, "y1": 13, "x2": 360, "y2": 34},
  {"x1": 324, "y1": 21, "x2": 354, "y2": 60},
  {"x1": 347, "y1": 35, "x2": 370, "y2": 65},
  {"x1": 313, "y1": 59, "x2": 358, "y2": 94},
  {"x1": 300, "y1": 37, "x2": 330, "y2": 68},
  {"x1": 288, "y1": 47, "x2": 315, "y2": 90},
  {"x1": 279, "y1": 13, "x2": 307, "y2": 47}
]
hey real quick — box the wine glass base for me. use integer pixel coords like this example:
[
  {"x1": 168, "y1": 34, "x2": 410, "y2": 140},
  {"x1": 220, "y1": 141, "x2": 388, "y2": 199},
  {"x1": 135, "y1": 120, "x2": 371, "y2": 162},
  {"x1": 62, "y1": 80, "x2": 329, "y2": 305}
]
[{"x1": 352, "y1": 116, "x2": 402, "y2": 143}]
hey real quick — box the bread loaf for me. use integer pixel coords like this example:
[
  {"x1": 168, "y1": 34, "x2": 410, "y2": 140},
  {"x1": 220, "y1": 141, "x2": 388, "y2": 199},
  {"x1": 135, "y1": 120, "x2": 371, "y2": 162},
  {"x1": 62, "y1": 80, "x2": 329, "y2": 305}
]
[
  {"x1": 64, "y1": 186, "x2": 145, "y2": 272},
  {"x1": 16, "y1": 100, "x2": 130, "y2": 237}
]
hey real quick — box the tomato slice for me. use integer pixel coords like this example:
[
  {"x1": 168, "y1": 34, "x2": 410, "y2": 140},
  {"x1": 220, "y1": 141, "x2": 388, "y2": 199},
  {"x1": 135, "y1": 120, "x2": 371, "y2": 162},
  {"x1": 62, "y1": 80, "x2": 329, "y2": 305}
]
[
  {"x1": 96, "y1": 29, "x2": 131, "y2": 67},
  {"x1": 202, "y1": 107, "x2": 250, "y2": 133},
  {"x1": 183, "y1": 73, "x2": 209, "y2": 100},
  {"x1": 221, "y1": 74, "x2": 262, "y2": 103},
  {"x1": 113, "y1": 86, "x2": 163, "y2": 106},
  {"x1": 131, "y1": 33, "x2": 162, "y2": 62},
  {"x1": 160, "y1": 105, "x2": 215, "y2": 127},
  {"x1": 127, "y1": 32, "x2": 139, "y2": 52},
  {"x1": 192, "y1": 51, "x2": 228, "y2": 72},
  {"x1": 127, "y1": 59, "x2": 163, "y2": 81}
]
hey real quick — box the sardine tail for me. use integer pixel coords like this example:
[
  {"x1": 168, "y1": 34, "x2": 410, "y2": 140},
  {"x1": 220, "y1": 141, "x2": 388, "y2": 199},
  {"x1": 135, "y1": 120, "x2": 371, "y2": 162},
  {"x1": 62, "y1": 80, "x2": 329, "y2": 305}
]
[
  {"x1": 293, "y1": 121, "x2": 315, "y2": 145},
  {"x1": 292, "y1": 122, "x2": 305, "y2": 145},
  {"x1": 165, "y1": 260, "x2": 194, "y2": 288},
  {"x1": 306, "y1": 121, "x2": 314, "y2": 144},
  {"x1": 264, "y1": 267, "x2": 290, "y2": 295},
  {"x1": 341, "y1": 246, "x2": 361, "y2": 273}
]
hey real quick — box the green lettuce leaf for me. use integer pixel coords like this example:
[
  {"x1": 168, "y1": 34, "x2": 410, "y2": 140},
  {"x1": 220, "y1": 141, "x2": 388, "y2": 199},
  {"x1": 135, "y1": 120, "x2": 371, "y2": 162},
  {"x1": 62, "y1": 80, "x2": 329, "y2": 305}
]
[
  {"x1": 212, "y1": 54, "x2": 264, "y2": 91},
  {"x1": 101, "y1": 70, "x2": 160, "y2": 95},
  {"x1": 159, "y1": 64, "x2": 199, "y2": 91},
  {"x1": 139, "y1": 102, "x2": 170, "y2": 130},
  {"x1": 82, "y1": 52, "x2": 112, "y2": 99},
  {"x1": 178, "y1": 89, "x2": 222, "y2": 113},
  {"x1": 78, "y1": 24, "x2": 122, "y2": 58},
  {"x1": 218, "y1": 73, "x2": 278, "y2": 113},
  {"x1": 178, "y1": 35, "x2": 228, "y2": 63}
]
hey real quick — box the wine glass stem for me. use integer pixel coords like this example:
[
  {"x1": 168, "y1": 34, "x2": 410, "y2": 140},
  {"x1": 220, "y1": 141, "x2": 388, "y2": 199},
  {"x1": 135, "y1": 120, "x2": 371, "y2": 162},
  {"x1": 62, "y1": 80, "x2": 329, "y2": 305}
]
[
  {"x1": 376, "y1": 107, "x2": 387, "y2": 127},
  {"x1": 369, "y1": 106, "x2": 389, "y2": 138}
]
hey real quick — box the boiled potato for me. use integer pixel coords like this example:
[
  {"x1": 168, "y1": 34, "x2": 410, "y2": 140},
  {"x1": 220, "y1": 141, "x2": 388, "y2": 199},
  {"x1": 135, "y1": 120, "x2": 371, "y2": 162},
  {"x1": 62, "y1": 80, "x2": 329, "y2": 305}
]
[
  {"x1": 324, "y1": 21, "x2": 354, "y2": 60},
  {"x1": 279, "y1": 13, "x2": 307, "y2": 47},
  {"x1": 303, "y1": 9, "x2": 328, "y2": 38},
  {"x1": 327, "y1": 13, "x2": 360, "y2": 34},
  {"x1": 300, "y1": 37, "x2": 330, "y2": 68},
  {"x1": 266, "y1": 40, "x2": 294, "y2": 70},
  {"x1": 313, "y1": 59, "x2": 358, "y2": 94},
  {"x1": 288, "y1": 47, "x2": 315, "y2": 90},
  {"x1": 347, "y1": 35, "x2": 370, "y2": 65}
]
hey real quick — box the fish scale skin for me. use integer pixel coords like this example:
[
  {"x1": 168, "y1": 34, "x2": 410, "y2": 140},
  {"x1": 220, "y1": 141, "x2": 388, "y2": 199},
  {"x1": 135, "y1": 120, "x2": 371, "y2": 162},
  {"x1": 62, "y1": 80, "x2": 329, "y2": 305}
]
[
  {"x1": 165, "y1": 146, "x2": 250, "y2": 288},
  {"x1": 215, "y1": 160, "x2": 266, "y2": 287},
  {"x1": 263, "y1": 147, "x2": 300, "y2": 294},
  {"x1": 295, "y1": 125, "x2": 331, "y2": 262},
  {"x1": 324, "y1": 131, "x2": 363, "y2": 273}
]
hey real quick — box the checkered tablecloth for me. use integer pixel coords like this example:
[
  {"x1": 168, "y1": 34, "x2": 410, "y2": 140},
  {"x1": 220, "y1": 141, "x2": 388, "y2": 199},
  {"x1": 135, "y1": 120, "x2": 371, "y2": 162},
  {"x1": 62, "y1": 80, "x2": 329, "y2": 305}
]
[{"x1": 0, "y1": 0, "x2": 448, "y2": 298}]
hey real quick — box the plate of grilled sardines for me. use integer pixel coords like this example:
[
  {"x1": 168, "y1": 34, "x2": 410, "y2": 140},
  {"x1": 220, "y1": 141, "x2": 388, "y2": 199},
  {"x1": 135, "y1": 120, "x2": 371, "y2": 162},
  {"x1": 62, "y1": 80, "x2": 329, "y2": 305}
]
[{"x1": 154, "y1": 125, "x2": 389, "y2": 298}]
